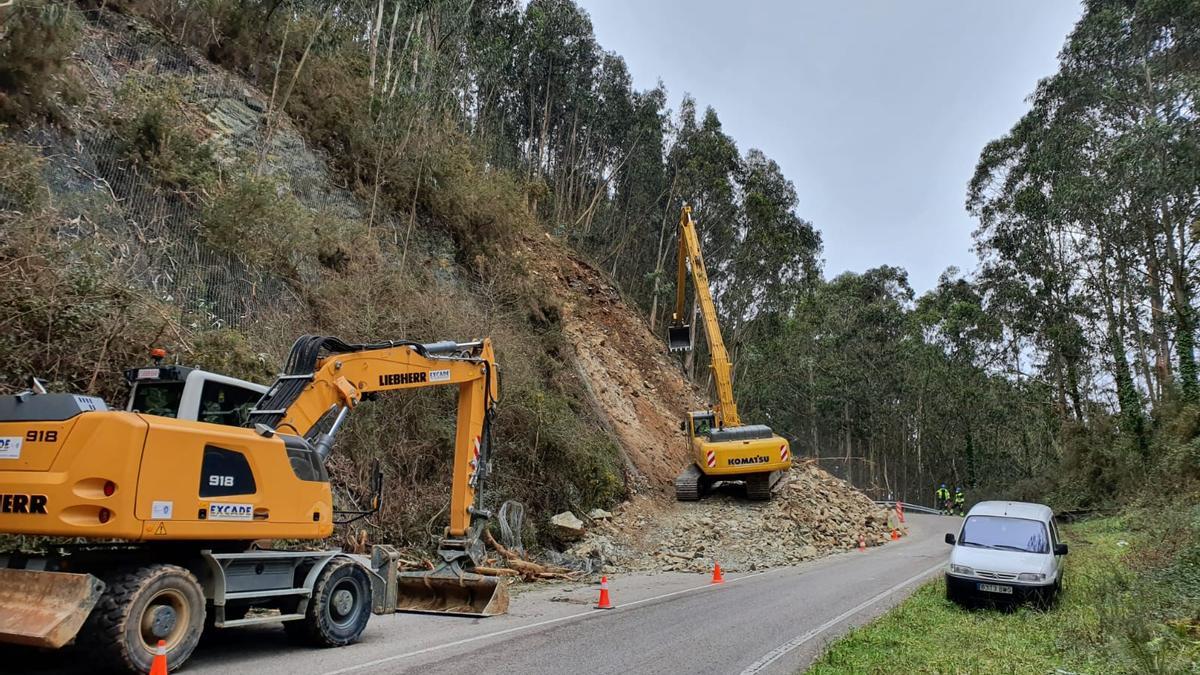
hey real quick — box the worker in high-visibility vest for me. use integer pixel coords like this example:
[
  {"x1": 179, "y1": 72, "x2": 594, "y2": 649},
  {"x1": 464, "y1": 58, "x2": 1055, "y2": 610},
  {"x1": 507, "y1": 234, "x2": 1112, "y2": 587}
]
[
  {"x1": 935, "y1": 484, "x2": 950, "y2": 514},
  {"x1": 954, "y1": 487, "x2": 966, "y2": 516}
]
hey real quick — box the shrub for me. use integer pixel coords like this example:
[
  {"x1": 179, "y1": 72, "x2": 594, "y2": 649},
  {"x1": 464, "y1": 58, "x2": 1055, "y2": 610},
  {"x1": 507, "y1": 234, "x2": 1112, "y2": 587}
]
[
  {"x1": 0, "y1": 216, "x2": 163, "y2": 401},
  {"x1": 200, "y1": 172, "x2": 315, "y2": 276},
  {"x1": 0, "y1": 138, "x2": 47, "y2": 211},
  {"x1": 113, "y1": 83, "x2": 217, "y2": 189},
  {"x1": 0, "y1": 1, "x2": 82, "y2": 124}
]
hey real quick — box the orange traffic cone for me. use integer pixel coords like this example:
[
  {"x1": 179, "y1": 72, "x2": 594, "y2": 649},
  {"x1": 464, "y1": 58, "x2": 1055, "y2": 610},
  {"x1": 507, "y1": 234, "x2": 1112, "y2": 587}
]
[
  {"x1": 890, "y1": 528, "x2": 899, "y2": 541},
  {"x1": 595, "y1": 575, "x2": 615, "y2": 609},
  {"x1": 858, "y1": 535, "x2": 866, "y2": 552},
  {"x1": 149, "y1": 640, "x2": 168, "y2": 675},
  {"x1": 711, "y1": 562, "x2": 725, "y2": 584}
]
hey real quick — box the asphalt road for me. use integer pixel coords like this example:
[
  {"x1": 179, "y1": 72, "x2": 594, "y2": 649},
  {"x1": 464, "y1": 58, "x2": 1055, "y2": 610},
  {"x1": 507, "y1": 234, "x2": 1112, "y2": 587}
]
[{"x1": 7, "y1": 514, "x2": 958, "y2": 674}]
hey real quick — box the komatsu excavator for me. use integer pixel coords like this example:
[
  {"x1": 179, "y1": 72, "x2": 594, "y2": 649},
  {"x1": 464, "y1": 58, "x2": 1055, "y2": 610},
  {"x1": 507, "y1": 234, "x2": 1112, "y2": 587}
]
[
  {"x1": 0, "y1": 335, "x2": 505, "y2": 672},
  {"x1": 668, "y1": 205, "x2": 792, "y2": 501}
]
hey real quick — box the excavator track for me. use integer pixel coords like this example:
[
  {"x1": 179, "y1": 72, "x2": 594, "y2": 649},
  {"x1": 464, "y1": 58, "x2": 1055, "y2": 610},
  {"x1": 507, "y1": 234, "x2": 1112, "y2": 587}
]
[
  {"x1": 746, "y1": 471, "x2": 782, "y2": 501},
  {"x1": 674, "y1": 463, "x2": 710, "y2": 501}
]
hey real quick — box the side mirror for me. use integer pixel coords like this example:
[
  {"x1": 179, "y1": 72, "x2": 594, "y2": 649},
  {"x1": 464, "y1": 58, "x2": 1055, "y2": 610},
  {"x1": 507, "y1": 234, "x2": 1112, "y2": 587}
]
[
  {"x1": 945, "y1": 533, "x2": 956, "y2": 545},
  {"x1": 1054, "y1": 543, "x2": 1068, "y2": 556}
]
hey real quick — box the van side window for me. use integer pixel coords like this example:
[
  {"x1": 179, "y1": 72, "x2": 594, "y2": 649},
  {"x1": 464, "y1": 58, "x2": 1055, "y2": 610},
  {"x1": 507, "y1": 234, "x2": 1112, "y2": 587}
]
[
  {"x1": 1049, "y1": 518, "x2": 1060, "y2": 545},
  {"x1": 199, "y1": 380, "x2": 261, "y2": 427}
]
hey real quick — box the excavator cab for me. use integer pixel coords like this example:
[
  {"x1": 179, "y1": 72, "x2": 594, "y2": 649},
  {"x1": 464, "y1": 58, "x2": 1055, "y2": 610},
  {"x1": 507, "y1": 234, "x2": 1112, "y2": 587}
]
[
  {"x1": 688, "y1": 411, "x2": 716, "y2": 438},
  {"x1": 667, "y1": 322, "x2": 693, "y2": 352},
  {"x1": 123, "y1": 348, "x2": 267, "y2": 425}
]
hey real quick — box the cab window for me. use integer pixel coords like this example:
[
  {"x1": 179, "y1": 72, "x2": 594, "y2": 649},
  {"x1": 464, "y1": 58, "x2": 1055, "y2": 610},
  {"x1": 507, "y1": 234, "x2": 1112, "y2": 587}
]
[
  {"x1": 129, "y1": 382, "x2": 185, "y2": 418},
  {"x1": 199, "y1": 381, "x2": 261, "y2": 427}
]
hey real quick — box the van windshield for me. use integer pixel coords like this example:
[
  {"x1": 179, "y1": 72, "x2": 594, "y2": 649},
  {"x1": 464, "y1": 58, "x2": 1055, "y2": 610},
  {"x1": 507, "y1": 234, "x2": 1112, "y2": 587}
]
[{"x1": 959, "y1": 515, "x2": 1049, "y2": 554}]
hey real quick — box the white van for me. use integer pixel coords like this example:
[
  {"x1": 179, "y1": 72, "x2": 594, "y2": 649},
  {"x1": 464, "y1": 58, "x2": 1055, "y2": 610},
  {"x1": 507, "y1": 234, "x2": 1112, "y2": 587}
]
[{"x1": 944, "y1": 501, "x2": 1067, "y2": 606}]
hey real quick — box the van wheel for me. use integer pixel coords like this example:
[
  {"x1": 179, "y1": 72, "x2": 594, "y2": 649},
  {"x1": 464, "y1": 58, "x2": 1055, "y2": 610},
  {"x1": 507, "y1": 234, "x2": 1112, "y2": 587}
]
[
  {"x1": 285, "y1": 558, "x2": 371, "y2": 647},
  {"x1": 1044, "y1": 579, "x2": 1062, "y2": 608},
  {"x1": 945, "y1": 581, "x2": 965, "y2": 606}
]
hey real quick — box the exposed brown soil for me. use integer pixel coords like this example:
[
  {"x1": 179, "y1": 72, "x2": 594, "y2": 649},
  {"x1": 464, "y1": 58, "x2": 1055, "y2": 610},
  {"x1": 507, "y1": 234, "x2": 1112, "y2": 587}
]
[{"x1": 521, "y1": 233, "x2": 705, "y2": 494}]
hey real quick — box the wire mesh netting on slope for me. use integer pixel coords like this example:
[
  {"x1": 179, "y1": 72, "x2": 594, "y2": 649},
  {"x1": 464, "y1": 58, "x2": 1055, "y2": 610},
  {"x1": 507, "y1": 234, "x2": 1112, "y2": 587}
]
[{"x1": 23, "y1": 14, "x2": 371, "y2": 329}]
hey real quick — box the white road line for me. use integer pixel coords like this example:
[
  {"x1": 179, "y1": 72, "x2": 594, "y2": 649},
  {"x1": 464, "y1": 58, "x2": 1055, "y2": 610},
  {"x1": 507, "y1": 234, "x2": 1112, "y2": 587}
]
[
  {"x1": 737, "y1": 560, "x2": 946, "y2": 675},
  {"x1": 321, "y1": 570, "x2": 767, "y2": 675}
]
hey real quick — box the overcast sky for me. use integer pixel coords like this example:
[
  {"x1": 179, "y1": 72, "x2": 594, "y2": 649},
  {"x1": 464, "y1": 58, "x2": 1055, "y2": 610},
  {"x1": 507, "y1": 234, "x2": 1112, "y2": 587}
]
[{"x1": 576, "y1": 1, "x2": 1084, "y2": 293}]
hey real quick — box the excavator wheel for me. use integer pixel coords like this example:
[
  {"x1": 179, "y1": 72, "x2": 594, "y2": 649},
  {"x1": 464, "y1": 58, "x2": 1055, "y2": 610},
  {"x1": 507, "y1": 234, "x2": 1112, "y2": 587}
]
[
  {"x1": 285, "y1": 558, "x2": 371, "y2": 647},
  {"x1": 79, "y1": 564, "x2": 205, "y2": 673}
]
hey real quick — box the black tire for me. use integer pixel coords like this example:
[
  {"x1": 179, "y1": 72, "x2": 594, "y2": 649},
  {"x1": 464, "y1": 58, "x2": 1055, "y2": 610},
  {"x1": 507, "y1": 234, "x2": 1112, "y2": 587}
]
[
  {"x1": 1042, "y1": 578, "x2": 1062, "y2": 609},
  {"x1": 285, "y1": 558, "x2": 371, "y2": 647},
  {"x1": 945, "y1": 579, "x2": 964, "y2": 606},
  {"x1": 80, "y1": 564, "x2": 205, "y2": 673}
]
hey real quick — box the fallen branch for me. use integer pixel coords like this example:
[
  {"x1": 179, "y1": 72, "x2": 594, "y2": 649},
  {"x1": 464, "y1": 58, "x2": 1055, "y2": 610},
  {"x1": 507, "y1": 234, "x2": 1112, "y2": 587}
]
[
  {"x1": 473, "y1": 566, "x2": 521, "y2": 578},
  {"x1": 483, "y1": 529, "x2": 521, "y2": 561}
]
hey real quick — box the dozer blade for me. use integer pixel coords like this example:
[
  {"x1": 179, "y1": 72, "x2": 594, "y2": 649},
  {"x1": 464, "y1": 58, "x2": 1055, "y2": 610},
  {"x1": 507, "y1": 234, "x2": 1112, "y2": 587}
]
[
  {"x1": 0, "y1": 569, "x2": 104, "y2": 648},
  {"x1": 393, "y1": 565, "x2": 509, "y2": 617},
  {"x1": 667, "y1": 324, "x2": 693, "y2": 352}
]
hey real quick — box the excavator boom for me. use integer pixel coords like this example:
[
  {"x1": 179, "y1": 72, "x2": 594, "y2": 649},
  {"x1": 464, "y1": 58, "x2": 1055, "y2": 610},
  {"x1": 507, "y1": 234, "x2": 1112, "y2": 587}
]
[{"x1": 669, "y1": 205, "x2": 740, "y2": 427}]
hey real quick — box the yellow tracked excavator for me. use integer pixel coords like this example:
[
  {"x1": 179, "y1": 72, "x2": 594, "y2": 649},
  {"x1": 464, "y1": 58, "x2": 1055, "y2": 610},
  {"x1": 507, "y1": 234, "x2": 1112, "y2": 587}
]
[
  {"x1": 668, "y1": 205, "x2": 792, "y2": 501},
  {"x1": 0, "y1": 335, "x2": 506, "y2": 672}
]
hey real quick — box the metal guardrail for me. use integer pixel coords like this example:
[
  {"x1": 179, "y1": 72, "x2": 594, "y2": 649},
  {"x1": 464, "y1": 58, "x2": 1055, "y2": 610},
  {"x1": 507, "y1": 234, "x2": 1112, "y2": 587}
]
[{"x1": 874, "y1": 500, "x2": 945, "y2": 516}]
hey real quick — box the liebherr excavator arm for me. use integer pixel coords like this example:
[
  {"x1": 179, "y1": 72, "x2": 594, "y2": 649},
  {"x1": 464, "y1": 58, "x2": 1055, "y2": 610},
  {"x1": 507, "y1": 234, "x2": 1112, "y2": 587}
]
[
  {"x1": 666, "y1": 205, "x2": 792, "y2": 501},
  {"x1": 248, "y1": 336, "x2": 499, "y2": 542}
]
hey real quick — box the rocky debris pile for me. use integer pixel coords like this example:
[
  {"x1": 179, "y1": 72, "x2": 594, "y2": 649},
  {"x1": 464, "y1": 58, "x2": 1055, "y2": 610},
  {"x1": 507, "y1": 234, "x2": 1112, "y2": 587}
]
[{"x1": 567, "y1": 462, "x2": 895, "y2": 573}]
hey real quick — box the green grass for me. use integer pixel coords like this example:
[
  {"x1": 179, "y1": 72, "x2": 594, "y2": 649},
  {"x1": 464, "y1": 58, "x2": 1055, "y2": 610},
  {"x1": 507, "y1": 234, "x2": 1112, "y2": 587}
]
[{"x1": 808, "y1": 515, "x2": 1200, "y2": 674}]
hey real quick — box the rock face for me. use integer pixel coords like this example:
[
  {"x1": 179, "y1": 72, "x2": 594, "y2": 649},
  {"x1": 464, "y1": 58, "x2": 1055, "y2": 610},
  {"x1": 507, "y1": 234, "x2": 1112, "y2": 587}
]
[
  {"x1": 569, "y1": 462, "x2": 895, "y2": 573},
  {"x1": 551, "y1": 511, "x2": 586, "y2": 541}
]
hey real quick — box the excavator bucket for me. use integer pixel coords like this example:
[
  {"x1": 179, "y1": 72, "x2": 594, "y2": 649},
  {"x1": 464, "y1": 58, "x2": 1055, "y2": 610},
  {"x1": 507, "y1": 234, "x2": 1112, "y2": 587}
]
[
  {"x1": 392, "y1": 565, "x2": 509, "y2": 617},
  {"x1": 0, "y1": 569, "x2": 105, "y2": 648},
  {"x1": 667, "y1": 324, "x2": 693, "y2": 352}
]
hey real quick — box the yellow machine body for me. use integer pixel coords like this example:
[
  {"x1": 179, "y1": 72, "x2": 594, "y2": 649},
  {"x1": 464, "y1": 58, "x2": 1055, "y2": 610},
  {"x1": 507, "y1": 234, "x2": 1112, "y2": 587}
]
[
  {"x1": 686, "y1": 415, "x2": 791, "y2": 477},
  {"x1": 0, "y1": 413, "x2": 332, "y2": 541}
]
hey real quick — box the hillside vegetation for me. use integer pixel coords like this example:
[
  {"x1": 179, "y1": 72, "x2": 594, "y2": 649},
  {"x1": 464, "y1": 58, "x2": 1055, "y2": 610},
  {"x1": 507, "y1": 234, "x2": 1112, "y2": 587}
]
[{"x1": 1, "y1": 0, "x2": 1198, "y2": 549}]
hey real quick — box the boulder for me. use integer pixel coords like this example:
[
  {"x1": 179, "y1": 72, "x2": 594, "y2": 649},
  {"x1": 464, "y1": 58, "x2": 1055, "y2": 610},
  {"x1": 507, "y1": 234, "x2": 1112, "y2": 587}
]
[{"x1": 551, "y1": 511, "x2": 586, "y2": 541}]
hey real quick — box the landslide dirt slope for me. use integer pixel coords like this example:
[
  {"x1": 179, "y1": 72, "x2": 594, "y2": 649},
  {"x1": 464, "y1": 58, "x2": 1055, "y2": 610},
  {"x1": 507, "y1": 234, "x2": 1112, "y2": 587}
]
[
  {"x1": 521, "y1": 234, "x2": 705, "y2": 494},
  {"x1": 520, "y1": 235, "x2": 897, "y2": 571}
]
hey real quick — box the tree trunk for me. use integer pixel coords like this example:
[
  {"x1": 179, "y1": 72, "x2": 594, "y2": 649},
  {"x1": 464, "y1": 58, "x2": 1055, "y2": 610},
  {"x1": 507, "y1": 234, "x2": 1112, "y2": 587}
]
[
  {"x1": 1161, "y1": 208, "x2": 1198, "y2": 401},
  {"x1": 648, "y1": 177, "x2": 679, "y2": 333},
  {"x1": 1098, "y1": 246, "x2": 1146, "y2": 452}
]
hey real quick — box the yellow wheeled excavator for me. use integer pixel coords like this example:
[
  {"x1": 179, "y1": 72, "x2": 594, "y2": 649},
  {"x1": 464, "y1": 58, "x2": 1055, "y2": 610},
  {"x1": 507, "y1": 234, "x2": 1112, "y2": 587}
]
[
  {"x1": 668, "y1": 205, "x2": 792, "y2": 501},
  {"x1": 0, "y1": 335, "x2": 506, "y2": 672}
]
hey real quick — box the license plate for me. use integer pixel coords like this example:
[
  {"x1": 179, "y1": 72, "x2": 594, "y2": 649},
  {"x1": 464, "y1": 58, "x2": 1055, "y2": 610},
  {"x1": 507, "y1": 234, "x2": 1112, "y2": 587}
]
[{"x1": 978, "y1": 583, "x2": 1013, "y2": 594}]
